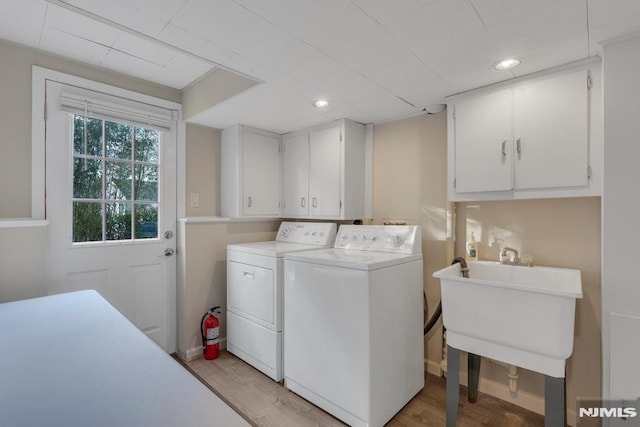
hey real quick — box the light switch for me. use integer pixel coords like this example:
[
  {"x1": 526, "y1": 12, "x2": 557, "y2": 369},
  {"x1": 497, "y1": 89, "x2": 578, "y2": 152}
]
[{"x1": 190, "y1": 192, "x2": 200, "y2": 208}]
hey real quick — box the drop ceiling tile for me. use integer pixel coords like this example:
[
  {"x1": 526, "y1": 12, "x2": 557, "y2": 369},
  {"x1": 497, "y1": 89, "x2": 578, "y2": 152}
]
[
  {"x1": 396, "y1": 77, "x2": 455, "y2": 109},
  {"x1": 188, "y1": 76, "x2": 347, "y2": 133},
  {"x1": 164, "y1": 52, "x2": 213, "y2": 76},
  {"x1": 488, "y1": 0, "x2": 587, "y2": 55},
  {"x1": 382, "y1": 0, "x2": 485, "y2": 51},
  {"x1": 171, "y1": 0, "x2": 289, "y2": 63},
  {"x1": 343, "y1": 95, "x2": 421, "y2": 124},
  {"x1": 363, "y1": 56, "x2": 451, "y2": 107},
  {"x1": 589, "y1": 17, "x2": 640, "y2": 54},
  {"x1": 274, "y1": 40, "x2": 388, "y2": 105},
  {"x1": 587, "y1": 0, "x2": 640, "y2": 29},
  {"x1": 100, "y1": 48, "x2": 161, "y2": 80},
  {"x1": 510, "y1": 33, "x2": 589, "y2": 77},
  {"x1": 111, "y1": 33, "x2": 176, "y2": 66},
  {"x1": 444, "y1": 62, "x2": 514, "y2": 95},
  {"x1": 149, "y1": 66, "x2": 199, "y2": 89},
  {"x1": 39, "y1": 26, "x2": 109, "y2": 66},
  {"x1": 470, "y1": 0, "x2": 559, "y2": 26},
  {"x1": 349, "y1": 0, "x2": 436, "y2": 25},
  {"x1": 118, "y1": 0, "x2": 187, "y2": 22},
  {"x1": 418, "y1": 29, "x2": 501, "y2": 76},
  {"x1": 45, "y1": 3, "x2": 120, "y2": 47},
  {"x1": 66, "y1": 0, "x2": 167, "y2": 37},
  {"x1": 0, "y1": 0, "x2": 47, "y2": 48},
  {"x1": 158, "y1": 24, "x2": 237, "y2": 66}
]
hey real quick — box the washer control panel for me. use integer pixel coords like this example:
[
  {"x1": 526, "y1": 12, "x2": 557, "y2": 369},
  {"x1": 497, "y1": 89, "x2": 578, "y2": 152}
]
[
  {"x1": 334, "y1": 225, "x2": 421, "y2": 254},
  {"x1": 276, "y1": 222, "x2": 337, "y2": 245}
]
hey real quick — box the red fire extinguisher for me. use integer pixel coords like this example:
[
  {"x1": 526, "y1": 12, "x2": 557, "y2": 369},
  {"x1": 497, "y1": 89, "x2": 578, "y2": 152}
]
[{"x1": 201, "y1": 306, "x2": 221, "y2": 360}]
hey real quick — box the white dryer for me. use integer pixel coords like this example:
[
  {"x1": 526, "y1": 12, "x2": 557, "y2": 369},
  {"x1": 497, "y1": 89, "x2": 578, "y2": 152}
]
[
  {"x1": 226, "y1": 222, "x2": 337, "y2": 381},
  {"x1": 284, "y1": 225, "x2": 424, "y2": 427}
]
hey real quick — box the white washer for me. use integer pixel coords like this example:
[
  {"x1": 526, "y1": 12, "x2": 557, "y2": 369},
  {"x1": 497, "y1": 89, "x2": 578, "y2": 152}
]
[
  {"x1": 226, "y1": 221, "x2": 337, "y2": 381},
  {"x1": 284, "y1": 225, "x2": 424, "y2": 427}
]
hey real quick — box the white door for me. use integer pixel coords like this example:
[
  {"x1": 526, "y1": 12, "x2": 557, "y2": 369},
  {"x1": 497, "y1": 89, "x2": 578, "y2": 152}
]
[
  {"x1": 454, "y1": 89, "x2": 513, "y2": 193},
  {"x1": 309, "y1": 126, "x2": 341, "y2": 218},
  {"x1": 282, "y1": 133, "x2": 309, "y2": 217},
  {"x1": 242, "y1": 129, "x2": 281, "y2": 216},
  {"x1": 45, "y1": 80, "x2": 177, "y2": 353},
  {"x1": 513, "y1": 70, "x2": 589, "y2": 190}
]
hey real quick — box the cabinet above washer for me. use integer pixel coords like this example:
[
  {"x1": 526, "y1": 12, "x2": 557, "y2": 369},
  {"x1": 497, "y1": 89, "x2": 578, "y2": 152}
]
[
  {"x1": 282, "y1": 119, "x2": 366, "y2": 220},
  {"x1": 447, "y1": 62, "x2": 602, "y2": 202},
  {"x1": 221, "y1": 124, "x2": 282, "y2": 219}
]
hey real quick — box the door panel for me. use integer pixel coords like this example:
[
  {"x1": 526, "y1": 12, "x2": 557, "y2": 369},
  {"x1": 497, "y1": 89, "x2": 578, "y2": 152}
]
[
  {"x1": 227, "y1": 261, "x2": 275, "y2": 328},
  {"x1": 242, "y1": 130, "x2": 281, "y2": 216},
  {"x1": 309, "y1": 126, "x2": 341, "y2": 217},
  {"x1": 282, "y1": 133, "x2": 309, "y2": 217},
  {"x1": 513, "y1": 70, "x2": 589, "y2": 190},
  {"x1": 45, "y1": 81, "x2": 177, "y2": 353},
  {"x1": 454, "y1": 89, "x2": 513, "y2": 193}
]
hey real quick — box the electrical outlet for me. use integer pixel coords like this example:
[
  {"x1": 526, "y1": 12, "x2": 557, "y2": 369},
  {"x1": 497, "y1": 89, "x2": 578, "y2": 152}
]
[{"x1": 190, "y1": 192, "x2": 200, "y2": 208}]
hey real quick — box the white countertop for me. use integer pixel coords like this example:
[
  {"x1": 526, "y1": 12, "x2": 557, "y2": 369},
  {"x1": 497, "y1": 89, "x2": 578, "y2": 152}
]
[{"x1": 0, "y1": 290, "x2": 251, "y2": 427}]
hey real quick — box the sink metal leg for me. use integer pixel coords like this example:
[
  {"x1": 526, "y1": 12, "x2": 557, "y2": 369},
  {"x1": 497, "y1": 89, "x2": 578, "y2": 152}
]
[
  {"x1": 544, "y1": 375, "x2": 566, "y2": 427},
  {"x1": 446, "y1": 346, "x2": 460, "y2": 427},
  {"x1": 467, "y1": 353, "x2": 481, "y2": 403}
]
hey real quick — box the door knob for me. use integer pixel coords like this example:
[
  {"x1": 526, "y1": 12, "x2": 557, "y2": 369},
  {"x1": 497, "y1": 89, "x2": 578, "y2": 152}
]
[{"x1": 163, "y1": 248, "x2": 174, "y2": 257}]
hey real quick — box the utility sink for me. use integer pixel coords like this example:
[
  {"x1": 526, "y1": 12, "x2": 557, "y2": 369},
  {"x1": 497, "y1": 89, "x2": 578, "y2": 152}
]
[{"x1": 433, "y1": 261, "x2": 582, "y2": 377}]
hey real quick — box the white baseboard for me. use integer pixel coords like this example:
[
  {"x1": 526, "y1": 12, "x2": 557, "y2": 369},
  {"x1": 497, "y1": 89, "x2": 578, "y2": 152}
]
[
  {"x1": 182, "y1": 338, "x2": 227, "y2": 362},
  {"x1": 424, "y1": 358, "x2": 577, "y2": 426}
]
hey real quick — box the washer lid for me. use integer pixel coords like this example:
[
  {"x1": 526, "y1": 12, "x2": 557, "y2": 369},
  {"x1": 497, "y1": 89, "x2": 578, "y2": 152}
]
[
  {"x1": 227, "y1": 241, "x2": 332, "y2": 257},
  {"x1": 284, "y1": 248, "x2": 422, "y2": 271}
]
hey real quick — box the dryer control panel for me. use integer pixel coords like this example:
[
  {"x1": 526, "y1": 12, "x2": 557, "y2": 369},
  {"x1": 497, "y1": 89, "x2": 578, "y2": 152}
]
[
  {"x1": 276, "y1": 222, "x2": 337, "y2": 246},
  {"x1": 334, "y1": 225, "x2": 422, "y2": 254}
]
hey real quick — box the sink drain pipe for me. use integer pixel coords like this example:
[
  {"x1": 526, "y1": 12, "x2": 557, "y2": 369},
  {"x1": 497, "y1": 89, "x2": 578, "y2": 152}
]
[{"x1": 425, "y1": 257, "x2": 482, "y2": 401}]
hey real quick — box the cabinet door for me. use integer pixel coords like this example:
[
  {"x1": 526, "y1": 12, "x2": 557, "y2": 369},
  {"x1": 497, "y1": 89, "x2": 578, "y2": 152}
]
[
  {"x1": 309, "y1": 126, "x2": 341, "y2": 218},
  {"x1": 513, "y1": 70, "x2": 588, "y2": 190},
  {"x1": 454, "y1": 89, "x2": 513, "y2": 193},
  {"x1": 282, "y1": 133, "x2": 309, "y2": 217},
  {"x1": 242, "y1": 130, "x2": 281, "y2": 216}
]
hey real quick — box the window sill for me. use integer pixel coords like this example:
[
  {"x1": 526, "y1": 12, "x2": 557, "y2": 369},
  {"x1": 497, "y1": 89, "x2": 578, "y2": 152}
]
[{"x1": 0, "y1": 219, "x2": 49, "y2": 229}]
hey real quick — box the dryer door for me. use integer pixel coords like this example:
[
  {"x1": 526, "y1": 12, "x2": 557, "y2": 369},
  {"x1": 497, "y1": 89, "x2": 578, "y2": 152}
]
[{"x1": 227, "y1": 261, "x2": 276, "y2": 330}]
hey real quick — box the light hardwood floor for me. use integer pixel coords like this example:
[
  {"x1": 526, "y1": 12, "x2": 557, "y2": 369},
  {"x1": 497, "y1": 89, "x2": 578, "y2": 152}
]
[{"x1": 179, "y1": 351, "x2": 545, "y2": 427}]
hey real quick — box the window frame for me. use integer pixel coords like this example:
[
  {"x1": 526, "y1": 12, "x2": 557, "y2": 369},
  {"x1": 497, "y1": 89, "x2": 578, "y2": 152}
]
[{"x1": 31, "y1": 66, "x2": 186, "y2": 224}]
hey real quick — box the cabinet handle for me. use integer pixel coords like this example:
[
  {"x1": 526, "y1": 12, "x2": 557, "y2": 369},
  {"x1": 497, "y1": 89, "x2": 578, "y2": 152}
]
[
  {"x1": 501, "y1": 140, "x2": 507, "y2": 158},
  {"x1": 247, "y1": 196, "x2": 252, "y2": 208},
  {"x1": 312, "y1": 197, "x2": 318, "y2": 208},
  {"x1": 516, "y1": 137, "x2": 522, "y2": 156},
  {"x1": 301, "y1": 197, "x2": 306, "y2": 208}
]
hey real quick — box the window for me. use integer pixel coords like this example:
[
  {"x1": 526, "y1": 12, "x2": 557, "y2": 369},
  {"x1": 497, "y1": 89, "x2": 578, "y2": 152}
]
[{"x1": 72, "y1": 114, "x2": 160, "y2": 243}]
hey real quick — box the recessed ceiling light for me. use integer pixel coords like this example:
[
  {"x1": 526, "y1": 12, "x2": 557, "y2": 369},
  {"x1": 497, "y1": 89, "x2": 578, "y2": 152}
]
[
  {"x1": 313, "y1": 99, "x2": 329, "y2": 109},
  {"x1": 492, "y1": 58, "x2": 521, "y2": 71}
]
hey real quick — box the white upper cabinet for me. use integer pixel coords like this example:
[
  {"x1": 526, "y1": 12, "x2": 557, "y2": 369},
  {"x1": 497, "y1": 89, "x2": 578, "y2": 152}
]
[
  {"x1": 282, "y1": 132, "x2": 309, "y2": 217},
  {"x1": 221, "y1": 124, "x2": 282, "y2": 218},
  {"x1": 448, "y1": 65, "x2": 601, "y2": 201},
  {"x1": 512, "y1": 71, "x2": 588, "y2": 190},
  {"x1": 455, "y1": 88, "x2": 513, "y2": 193},
  {"x1": 282, "y1": 119, "x2": 365, "y2": 220}
]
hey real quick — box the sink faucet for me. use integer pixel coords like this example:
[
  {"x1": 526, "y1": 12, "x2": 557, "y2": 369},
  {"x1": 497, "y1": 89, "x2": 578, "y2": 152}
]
[{"x1": 500, "y1": 247, "x2": 520, "y2": 265}]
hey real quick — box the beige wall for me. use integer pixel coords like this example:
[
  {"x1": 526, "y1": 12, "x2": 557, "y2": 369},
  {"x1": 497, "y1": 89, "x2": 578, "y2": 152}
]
[
  {"x1": 370, "y1": 112, "x2": 452, "y2": 370},
  {"x1": 185, "y1": 124, "x2": 220, "y2": 217},
  {"x1": 455, "y1": 198, "x2": 601, "y2": 418},
  {"x1": 0, "y1": 225, "x2": 48, "y2": 302},
  {"x1": 0, "y1": 38, "x2": 180, "y2": 219},
  {"x1": 372, "y1": 110, "x2": 601, "y2": 421},
  {"x1": 178, "y1": 121, "x2": 280, "y2": 357},
  {"x1": 177, "y1": 220, "x2": 280, "y2": 359}
]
